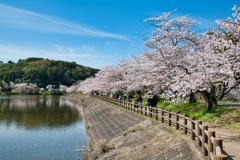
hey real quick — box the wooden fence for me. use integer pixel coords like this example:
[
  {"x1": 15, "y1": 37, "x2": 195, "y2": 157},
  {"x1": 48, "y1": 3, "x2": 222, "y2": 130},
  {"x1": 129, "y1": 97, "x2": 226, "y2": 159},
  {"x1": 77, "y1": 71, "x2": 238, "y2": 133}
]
[{"x1": 95, "y1": 95, "x2": 228, "y2": 160}]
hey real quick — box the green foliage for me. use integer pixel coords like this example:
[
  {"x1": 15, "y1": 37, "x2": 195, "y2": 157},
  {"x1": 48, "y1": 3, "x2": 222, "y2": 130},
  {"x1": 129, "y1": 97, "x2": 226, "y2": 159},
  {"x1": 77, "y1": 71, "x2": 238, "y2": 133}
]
[
  {"x1": 22, "y1": 89, "x2": 40, "y2": 95},
  {"x1": 142, "y1": 98, "x2": 148, "y2": 106},
  {"x1": 0, "y1": 57, "x2": 99, "y2": 88},
  {"x1": 50, "y1": 89, "x2": 64, "y2": 95},
  {"x1": 158, "y1": 101, "x2": 206, "y2": 118},
  {"x1": 123, "y1": 126, "x2": 144, "y2": 136},
  {"x1": 156, "y1": 99, "x2": 240, "y2": 130},
  {"x1": 100, "y1": 143, "x2": 115, "y2": 153}
]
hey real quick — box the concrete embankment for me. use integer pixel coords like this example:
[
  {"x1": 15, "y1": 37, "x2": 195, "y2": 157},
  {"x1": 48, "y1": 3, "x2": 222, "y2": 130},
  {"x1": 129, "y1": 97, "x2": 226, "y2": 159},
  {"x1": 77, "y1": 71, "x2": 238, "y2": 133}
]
[{"x1": 67, "y1": 94, "x2": 201, "y2": 160}]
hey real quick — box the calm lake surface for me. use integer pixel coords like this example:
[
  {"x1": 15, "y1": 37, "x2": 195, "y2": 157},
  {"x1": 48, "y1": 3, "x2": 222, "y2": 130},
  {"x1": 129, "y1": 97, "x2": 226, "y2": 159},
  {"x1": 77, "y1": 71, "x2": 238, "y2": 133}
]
[{"x1": 0, "y1": 95, "x2": 88, "y2": 160}]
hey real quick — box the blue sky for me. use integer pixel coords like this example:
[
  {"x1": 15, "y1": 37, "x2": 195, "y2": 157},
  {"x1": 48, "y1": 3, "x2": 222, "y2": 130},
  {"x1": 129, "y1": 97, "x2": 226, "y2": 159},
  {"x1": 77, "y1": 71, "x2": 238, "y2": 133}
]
[{"x1": 0, "y1": 0, "x2": 239, "y2": 69}]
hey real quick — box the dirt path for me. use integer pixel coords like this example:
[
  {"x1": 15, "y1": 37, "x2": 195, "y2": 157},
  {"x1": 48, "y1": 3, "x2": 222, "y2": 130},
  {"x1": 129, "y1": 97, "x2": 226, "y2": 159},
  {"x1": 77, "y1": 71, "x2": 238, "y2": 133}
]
[
  {"x1": 206, "y1": 124, "x2": 240, "y2": 160},
  {"x1": 79, "y1": 95, "x2": 201, "y2": 160},
  {"x1": 171, "y1": 115, "x2": 240, "y2": 160}
]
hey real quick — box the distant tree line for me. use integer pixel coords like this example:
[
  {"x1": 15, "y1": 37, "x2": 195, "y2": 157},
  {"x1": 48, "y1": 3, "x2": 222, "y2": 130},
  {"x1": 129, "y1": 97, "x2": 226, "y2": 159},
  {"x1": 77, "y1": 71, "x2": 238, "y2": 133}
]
[{"x1": 0, "y1": 57, "x2": 99, "y2": 89}]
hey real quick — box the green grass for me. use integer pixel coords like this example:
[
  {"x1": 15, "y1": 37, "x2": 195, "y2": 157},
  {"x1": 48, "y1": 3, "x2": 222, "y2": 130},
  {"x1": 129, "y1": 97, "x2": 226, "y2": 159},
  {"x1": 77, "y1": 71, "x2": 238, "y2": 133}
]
[
  {"x1": 123, "y1": 126, "x2": 144, "y2": 136},
  {"x1": 153, "y1": 99, "x2": 240, "y2": 130}
]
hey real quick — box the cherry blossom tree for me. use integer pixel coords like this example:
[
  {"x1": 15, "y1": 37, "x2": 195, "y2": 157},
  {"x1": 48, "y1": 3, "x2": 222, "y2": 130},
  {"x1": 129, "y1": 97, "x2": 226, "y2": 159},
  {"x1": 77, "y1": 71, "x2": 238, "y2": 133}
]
[
  {"x1": 66, "y1": 85, "x2": 78, "y2": 93},
  {"x1": 141, "y1": 11, "x2": 200, "y2": 101},
  {"x1": 59, "y1": 85, "x2": 68, "y2": 92},
  {"x1": 189, "y1": 5, "x2": 240, "y2": 109},
  {"x1": 140, "y1": 7, "x2": 240, "y2": 110},
  {"x1": 78, "y1": 5, "x2": 240, "y2": 111},
  {"x1": 46, "y1": 84, "x2": 55, "y2": 91},
  {"x1": 77, "y1": 77, "x2": 96, "y2": 94},
  {"x1": 78, "y1": 11, "x2": 201, "y2": 103},
  {"x1": 9, "y1": 82, "x2": 39, "y2": 95},
  {"x1": 213, "y1": 4, "x2": 240, "y2": 95}
]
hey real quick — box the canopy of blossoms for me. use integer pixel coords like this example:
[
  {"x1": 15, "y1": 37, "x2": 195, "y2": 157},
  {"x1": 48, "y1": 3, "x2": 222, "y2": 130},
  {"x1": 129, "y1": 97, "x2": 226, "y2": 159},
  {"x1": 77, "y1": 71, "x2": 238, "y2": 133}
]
[{"x1": 78, "y1": 5, "x2": 240, "y2": 110}]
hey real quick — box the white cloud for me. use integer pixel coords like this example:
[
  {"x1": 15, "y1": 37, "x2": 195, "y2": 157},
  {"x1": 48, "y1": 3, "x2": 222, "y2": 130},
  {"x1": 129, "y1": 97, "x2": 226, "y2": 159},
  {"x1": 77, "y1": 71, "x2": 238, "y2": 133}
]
[
  {"x1": 0, "y1": 3, "x2": 129, "y2": 40},
  {"x1": 52, "y1": 44, "x2": 98, "y2": 57}
]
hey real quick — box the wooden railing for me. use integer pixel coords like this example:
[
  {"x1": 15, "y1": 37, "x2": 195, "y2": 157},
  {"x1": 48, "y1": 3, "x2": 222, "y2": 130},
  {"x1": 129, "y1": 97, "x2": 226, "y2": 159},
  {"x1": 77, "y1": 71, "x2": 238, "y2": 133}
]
[{"x1": 95, "y1": 96, "x2": 229, "y2": 160}]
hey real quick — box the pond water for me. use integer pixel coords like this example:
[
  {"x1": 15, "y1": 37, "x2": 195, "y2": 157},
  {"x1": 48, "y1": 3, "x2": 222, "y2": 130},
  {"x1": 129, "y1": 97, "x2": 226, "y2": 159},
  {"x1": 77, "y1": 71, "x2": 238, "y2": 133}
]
[{"x1": 0, "y1": 95, "x2": 88, "y2": 160}]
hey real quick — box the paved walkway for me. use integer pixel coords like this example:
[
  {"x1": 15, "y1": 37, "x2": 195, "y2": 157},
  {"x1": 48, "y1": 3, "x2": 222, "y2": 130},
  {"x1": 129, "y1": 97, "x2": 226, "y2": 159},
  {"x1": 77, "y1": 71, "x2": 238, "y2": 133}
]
[
  {"x1": 218, "y1": 101, "x2": 240, "y2": 108},
  {"x1": 80, "y1": 95, "x2": 201, "y2": 160}
]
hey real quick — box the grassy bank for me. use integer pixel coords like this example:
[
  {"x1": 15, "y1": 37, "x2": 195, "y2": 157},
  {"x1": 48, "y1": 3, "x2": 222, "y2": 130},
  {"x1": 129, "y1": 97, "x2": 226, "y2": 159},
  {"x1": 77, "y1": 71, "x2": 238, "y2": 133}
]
[
  {"x1": 152, "y1": 100, "x2": 240, "y2": 130},
  {"x1": 122, "y1": 95, "x2": 240, "y2": 130}
]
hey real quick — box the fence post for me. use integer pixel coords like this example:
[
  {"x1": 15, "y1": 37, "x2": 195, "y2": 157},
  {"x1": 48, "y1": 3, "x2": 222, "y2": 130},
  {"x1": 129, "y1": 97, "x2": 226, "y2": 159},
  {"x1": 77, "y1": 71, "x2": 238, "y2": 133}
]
[
  {"x1": 150, "y1": 107, "x2": 152, "y2": 118},
  {"x1": 191, "y1": 117, "x2": 195, "y2": 140},
  {"x1": 214, "y1": 154, "x2": 228, "y2": 160},
  {"x1": 168, "y1": 110, "x2": 172, "y2": 126},
  {"x1": 96, "y1": 96, "x2": 228, "y2": 160},
  {"x1": 214, "y1": 138, "x2": 223, "y2": 155},
  {"x1": 155, "y1": 108, "x2": 158, "y2": 120},
  {"x1": 184, "y1": 114, "x2": 188, "y2": 134},
  {"x1": 202, "y1": 125, "x2": 208, "y2": 156},
  {"x1": 161, "y1": 109, "x2": 164, "y2": 123},
  {"x1": 208, "y1": 131, "x2": 215, "y2": 160},
  {"x1": 214, "y1": 138, "x2": 228, "y2": 160},
  {"x1": 176, "y1": 112, "x2": 179, "y2": 130},
  {"x1": 196, "y1": 121, "x2": 202, "y2": 147}
]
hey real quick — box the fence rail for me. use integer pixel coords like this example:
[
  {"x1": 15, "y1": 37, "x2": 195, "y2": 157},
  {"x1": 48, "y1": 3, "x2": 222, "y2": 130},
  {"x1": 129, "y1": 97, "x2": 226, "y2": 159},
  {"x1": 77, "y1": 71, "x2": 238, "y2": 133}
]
[{"x1": 95, "y1": 95, "x2": 228, "y2": 160}]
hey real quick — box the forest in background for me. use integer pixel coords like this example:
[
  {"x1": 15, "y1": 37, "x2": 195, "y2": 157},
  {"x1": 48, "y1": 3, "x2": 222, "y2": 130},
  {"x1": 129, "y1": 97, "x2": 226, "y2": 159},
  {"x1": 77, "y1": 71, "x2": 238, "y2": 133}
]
[{"x1": 0, "y1": 57, "x2": 99, "y2": 89}]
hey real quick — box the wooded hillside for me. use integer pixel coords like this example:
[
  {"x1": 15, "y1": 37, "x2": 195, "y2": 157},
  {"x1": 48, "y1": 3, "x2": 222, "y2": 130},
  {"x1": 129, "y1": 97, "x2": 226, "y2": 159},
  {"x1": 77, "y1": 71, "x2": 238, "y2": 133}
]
[{"x1": 0, "y1": 57, "x2": 99, "y2": 88}]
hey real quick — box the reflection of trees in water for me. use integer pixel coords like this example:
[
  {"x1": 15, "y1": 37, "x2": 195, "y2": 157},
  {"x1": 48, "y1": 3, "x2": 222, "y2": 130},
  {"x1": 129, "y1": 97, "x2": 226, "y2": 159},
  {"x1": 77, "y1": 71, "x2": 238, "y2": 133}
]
[
  {"x1": 0, "y1": 96, "x2": 81, "y2": 129},
  {"x1": 59, "y1": 97, "x2": 81, "y2": 108}
]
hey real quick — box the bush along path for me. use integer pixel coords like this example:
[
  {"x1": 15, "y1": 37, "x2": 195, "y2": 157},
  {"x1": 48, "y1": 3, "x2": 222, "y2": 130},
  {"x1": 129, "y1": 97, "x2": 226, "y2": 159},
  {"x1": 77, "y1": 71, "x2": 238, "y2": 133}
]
[{"x1": 79, "y1": 95, "x2": 201, "y2": 160}]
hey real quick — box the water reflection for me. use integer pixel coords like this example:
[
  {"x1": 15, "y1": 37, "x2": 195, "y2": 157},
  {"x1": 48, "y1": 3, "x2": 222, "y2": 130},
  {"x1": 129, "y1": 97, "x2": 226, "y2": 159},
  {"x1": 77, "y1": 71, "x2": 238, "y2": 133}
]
[
  {"x1": 0, "y1": 95, "x2": 87, "y2": 160},
  {"x1": 0, "y1": 95, "x2": 81, "y2": 129}
]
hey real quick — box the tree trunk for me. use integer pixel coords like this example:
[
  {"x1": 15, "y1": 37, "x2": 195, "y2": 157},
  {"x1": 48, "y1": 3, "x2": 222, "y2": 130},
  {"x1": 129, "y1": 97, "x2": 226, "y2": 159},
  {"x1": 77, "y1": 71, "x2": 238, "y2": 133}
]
[
  {"x1": 200, "y1": 91, "x2": 213, "y2": 111},
  {"x1": 136, "y1": 90, "x2": 141, "y2": 97},
  {"x1": 189, "y1": 92, "x2": 197, "y2": 103},
  {"x1": 218, "y1": 84, "x2": 226, "y2": 100},
  {"x1": 218, "y1": 83, "x2": 239, "y2": 100},
  {"x1": 210, "y1": 86, "x2": 218, "y2": 106}
]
